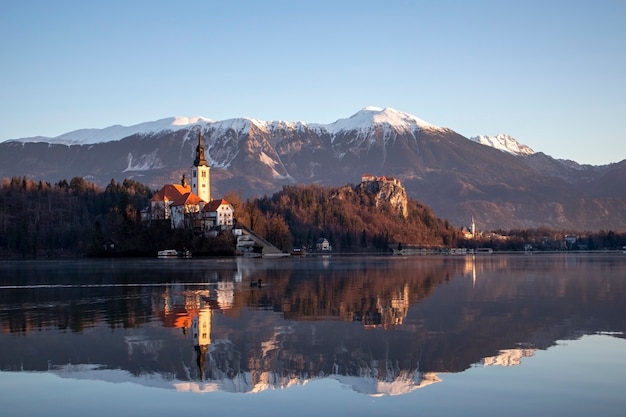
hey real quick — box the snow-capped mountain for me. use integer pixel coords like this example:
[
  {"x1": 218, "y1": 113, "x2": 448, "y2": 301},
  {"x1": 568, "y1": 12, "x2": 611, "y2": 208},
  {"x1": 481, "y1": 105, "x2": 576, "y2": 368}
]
[
  {"x1": 319, "y1": 106, "x2": 442, "y2": 134},
  {"x1": 469, "y1": 133, "x2": 535, "y2": 157},
  {"x1": 4, "y1": 106, "x2": 531, "y2": 159},
  {"x1": 2, "y1": 107, "x2": 625, "y2": 230},
  {"x1": 4, "y1": 107, "x2": 443, "y2": 146},
  {"x1": 9, "y1": 116, "x2": 216, "y2": 145}
]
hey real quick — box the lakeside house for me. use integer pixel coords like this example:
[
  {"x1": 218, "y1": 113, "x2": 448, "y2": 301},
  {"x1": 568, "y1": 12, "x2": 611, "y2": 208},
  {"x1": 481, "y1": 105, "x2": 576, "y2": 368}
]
[
  {"x1": 200, "y1": 199, "x2": 234, "y2": 233},
  {"x1": 316, "y1": 238, "x2": 332, "y2": 251}
]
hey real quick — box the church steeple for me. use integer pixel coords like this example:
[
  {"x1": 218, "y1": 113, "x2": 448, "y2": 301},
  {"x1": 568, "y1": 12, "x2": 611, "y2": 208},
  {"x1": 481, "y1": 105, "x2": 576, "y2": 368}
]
[
  {"x1": 194, "y1": 130, "x2": 207, "y2": 167},
  {"x1": 191, "y1": 127, "x2": 210, "y2": 202}
]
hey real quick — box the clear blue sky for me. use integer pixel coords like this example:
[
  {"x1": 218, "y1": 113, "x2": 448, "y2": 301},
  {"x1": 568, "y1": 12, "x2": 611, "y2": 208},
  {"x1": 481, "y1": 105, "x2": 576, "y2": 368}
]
[{"x1": 2, "y1": 0, "x2": 625, "y2": 164}]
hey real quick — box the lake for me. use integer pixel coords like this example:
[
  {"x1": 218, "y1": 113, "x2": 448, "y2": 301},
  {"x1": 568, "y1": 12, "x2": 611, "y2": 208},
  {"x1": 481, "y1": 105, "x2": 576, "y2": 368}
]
[{"x1": 1, "y1": 253, "x2": 625, "y2": 416}]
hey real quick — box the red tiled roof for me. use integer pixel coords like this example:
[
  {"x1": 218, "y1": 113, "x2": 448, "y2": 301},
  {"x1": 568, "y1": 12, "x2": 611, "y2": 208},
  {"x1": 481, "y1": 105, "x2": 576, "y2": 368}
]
[
  {"x1": 151, "y1": 184, "x2": 191, "y2": 202},
  {"x1": 202, "y1": 198, "x2": 231, "y2": 212},
  {"x1": 171, "y1": 192, "x2": 203, "y2": 207}
]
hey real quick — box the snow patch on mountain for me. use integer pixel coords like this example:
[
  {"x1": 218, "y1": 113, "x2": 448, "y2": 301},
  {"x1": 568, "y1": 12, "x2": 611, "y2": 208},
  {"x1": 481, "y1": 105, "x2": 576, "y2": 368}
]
[
  {"x1": 122, "y1": 151, "x2": 165, "y2": 172},
  {"x1": 259, "y1": 151, "x2": 283, "y2": 178},
  {"x1": 469, "y1": 134, "x2": 535, "y2": 157}
]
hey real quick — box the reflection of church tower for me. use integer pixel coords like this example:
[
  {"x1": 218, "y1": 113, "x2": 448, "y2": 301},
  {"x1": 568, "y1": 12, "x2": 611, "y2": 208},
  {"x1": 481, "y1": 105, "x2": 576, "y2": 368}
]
[
  {"x1": 195, "y1": 344, "x2": 208, "y2": 381},
  {"x1": 465, "y1": 255, "x2": 477, "y2": 287},
  {"x1": 193, "y1": 307, "x2": 211, "y2": 381},
  {"x1": 192, "y1": 128, "x2": 210, "y2": 203}
]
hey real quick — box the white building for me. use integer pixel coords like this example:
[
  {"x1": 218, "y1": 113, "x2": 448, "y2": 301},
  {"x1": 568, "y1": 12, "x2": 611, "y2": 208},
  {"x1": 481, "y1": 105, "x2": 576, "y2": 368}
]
[
  {"x1": 170, "y1": 192, "x2": 204, "y2": 229},
  {"x1": 201, "y1": 199, "x2": 234, "y2": 231},
  {"x1": 316, "y1": 238, "x2": 331, "y2": 251}
]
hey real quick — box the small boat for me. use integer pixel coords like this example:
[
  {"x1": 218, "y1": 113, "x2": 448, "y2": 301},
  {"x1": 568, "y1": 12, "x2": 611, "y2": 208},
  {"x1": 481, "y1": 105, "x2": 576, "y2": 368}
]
[
  {"x1": 158, "y1": 249, "x2": 192, "y2": 258},
  {"x1": 157, "y1": 249, "x2": 178, "y2": 258},
  {"x1": 475, "y1": 248, "x2": 493, "y2": 254},
  {"x1": 291, "y1": 248, "x2": 306, "y2": 256}
]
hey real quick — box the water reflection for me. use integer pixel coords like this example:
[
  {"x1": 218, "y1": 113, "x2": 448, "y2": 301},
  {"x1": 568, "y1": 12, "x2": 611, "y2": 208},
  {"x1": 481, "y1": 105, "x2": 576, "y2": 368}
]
[{"x1": 0, "y1": 254, "x2": 625, "y2": 396}]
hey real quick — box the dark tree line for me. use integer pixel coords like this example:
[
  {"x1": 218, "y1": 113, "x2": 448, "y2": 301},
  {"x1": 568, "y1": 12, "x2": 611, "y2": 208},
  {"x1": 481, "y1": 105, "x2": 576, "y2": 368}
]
[
  {"x1": 0, "y1": 176, "x2": 235, "y2": 258},
  {"x1": 0, "y1": 176, "x2": 153, "y2": 258}
]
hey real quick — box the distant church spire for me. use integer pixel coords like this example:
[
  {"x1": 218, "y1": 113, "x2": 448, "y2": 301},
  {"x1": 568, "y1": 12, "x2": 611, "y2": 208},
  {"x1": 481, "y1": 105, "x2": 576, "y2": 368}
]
[{"x1": 194, "y1": 129, "x2": 207, "y2": 167}]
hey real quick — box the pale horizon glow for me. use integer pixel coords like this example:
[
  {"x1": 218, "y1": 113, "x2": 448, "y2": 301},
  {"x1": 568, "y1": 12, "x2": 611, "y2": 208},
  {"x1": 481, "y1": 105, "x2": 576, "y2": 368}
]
[{"x1": 1, "y1": 0, "x2": 625, "y2": 165}]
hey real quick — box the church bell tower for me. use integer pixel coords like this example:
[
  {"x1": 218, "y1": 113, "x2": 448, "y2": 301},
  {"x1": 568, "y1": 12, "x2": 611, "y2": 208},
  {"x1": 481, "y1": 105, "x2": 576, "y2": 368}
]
[{"x1": 192, "y1": 128, "x2": 210, "y2": 202}]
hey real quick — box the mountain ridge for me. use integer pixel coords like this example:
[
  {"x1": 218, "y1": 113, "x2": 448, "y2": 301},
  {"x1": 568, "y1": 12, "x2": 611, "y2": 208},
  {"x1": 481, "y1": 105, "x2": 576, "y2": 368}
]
[
  {"x1": 5, "y1": 107, "x2": 617, "y2": 165},
  {"x1": 1, "y1": 107, "x2": 625, "y2": 231},
  {"x1": 2, "y1": 107, "x2": 513, "y2": 154}
]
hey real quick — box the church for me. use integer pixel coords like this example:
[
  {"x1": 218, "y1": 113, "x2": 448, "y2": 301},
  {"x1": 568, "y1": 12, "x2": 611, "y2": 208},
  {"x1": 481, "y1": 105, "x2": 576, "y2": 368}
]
[{"x1": 141, "y1": 129, "x2": 234, "y2": 235}]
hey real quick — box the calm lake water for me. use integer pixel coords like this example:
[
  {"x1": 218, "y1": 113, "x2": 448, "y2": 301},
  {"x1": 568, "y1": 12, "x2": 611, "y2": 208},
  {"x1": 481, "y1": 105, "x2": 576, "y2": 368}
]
[{"x1": 1, "y1": 253, "x2": 625, "y2": 416}]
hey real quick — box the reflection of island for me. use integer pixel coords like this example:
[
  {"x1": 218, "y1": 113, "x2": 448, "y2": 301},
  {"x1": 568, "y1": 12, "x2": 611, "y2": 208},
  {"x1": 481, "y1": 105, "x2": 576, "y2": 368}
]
[{"x1": 1, "y1": 255, "x2": 626, "y2": 396}]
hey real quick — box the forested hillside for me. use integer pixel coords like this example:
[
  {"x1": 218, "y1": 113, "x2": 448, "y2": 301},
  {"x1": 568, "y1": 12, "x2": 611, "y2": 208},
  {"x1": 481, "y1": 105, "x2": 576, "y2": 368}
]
[
  {"x1": 0, "y1": 177, "x2": 152, "y2": 258},
  {"x1": 0, "y1": 177, "x2": 462, "y2": 257},
  {"x1": 235, "y1": 183, "x2": 462, "y2": 252}
]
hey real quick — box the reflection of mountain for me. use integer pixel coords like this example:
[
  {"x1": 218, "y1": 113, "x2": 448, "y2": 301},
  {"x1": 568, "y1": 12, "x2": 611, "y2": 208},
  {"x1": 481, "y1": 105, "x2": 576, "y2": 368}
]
[
  {"x1": 1, "y1": 255, "x2": 625, "y2": 396},
  {"x1": 49, "y1": 362, "x2": 444, "y2": 396},
  {"x1": 481, "y1": 349, "x2": 536, "y2": 367}
]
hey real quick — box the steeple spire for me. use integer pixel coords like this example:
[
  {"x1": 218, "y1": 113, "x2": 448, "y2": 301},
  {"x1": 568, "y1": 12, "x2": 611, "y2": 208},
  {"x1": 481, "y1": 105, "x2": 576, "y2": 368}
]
[{"x1": 194, "y1": 129, "x2": 207, "y2": 167}]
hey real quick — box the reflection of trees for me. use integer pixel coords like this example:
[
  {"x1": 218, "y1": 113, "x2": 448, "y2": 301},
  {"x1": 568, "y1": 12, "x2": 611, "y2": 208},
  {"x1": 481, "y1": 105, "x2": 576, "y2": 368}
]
[
  {"x1": 0, "y1": 285, "x2": 154, "y2": 334},
  {"x1": 0, "y1": 261, "x2": 243, "y2": 335},
  {"x1": 237, "y1": 258, "x2": 464, "y2": 326}
]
